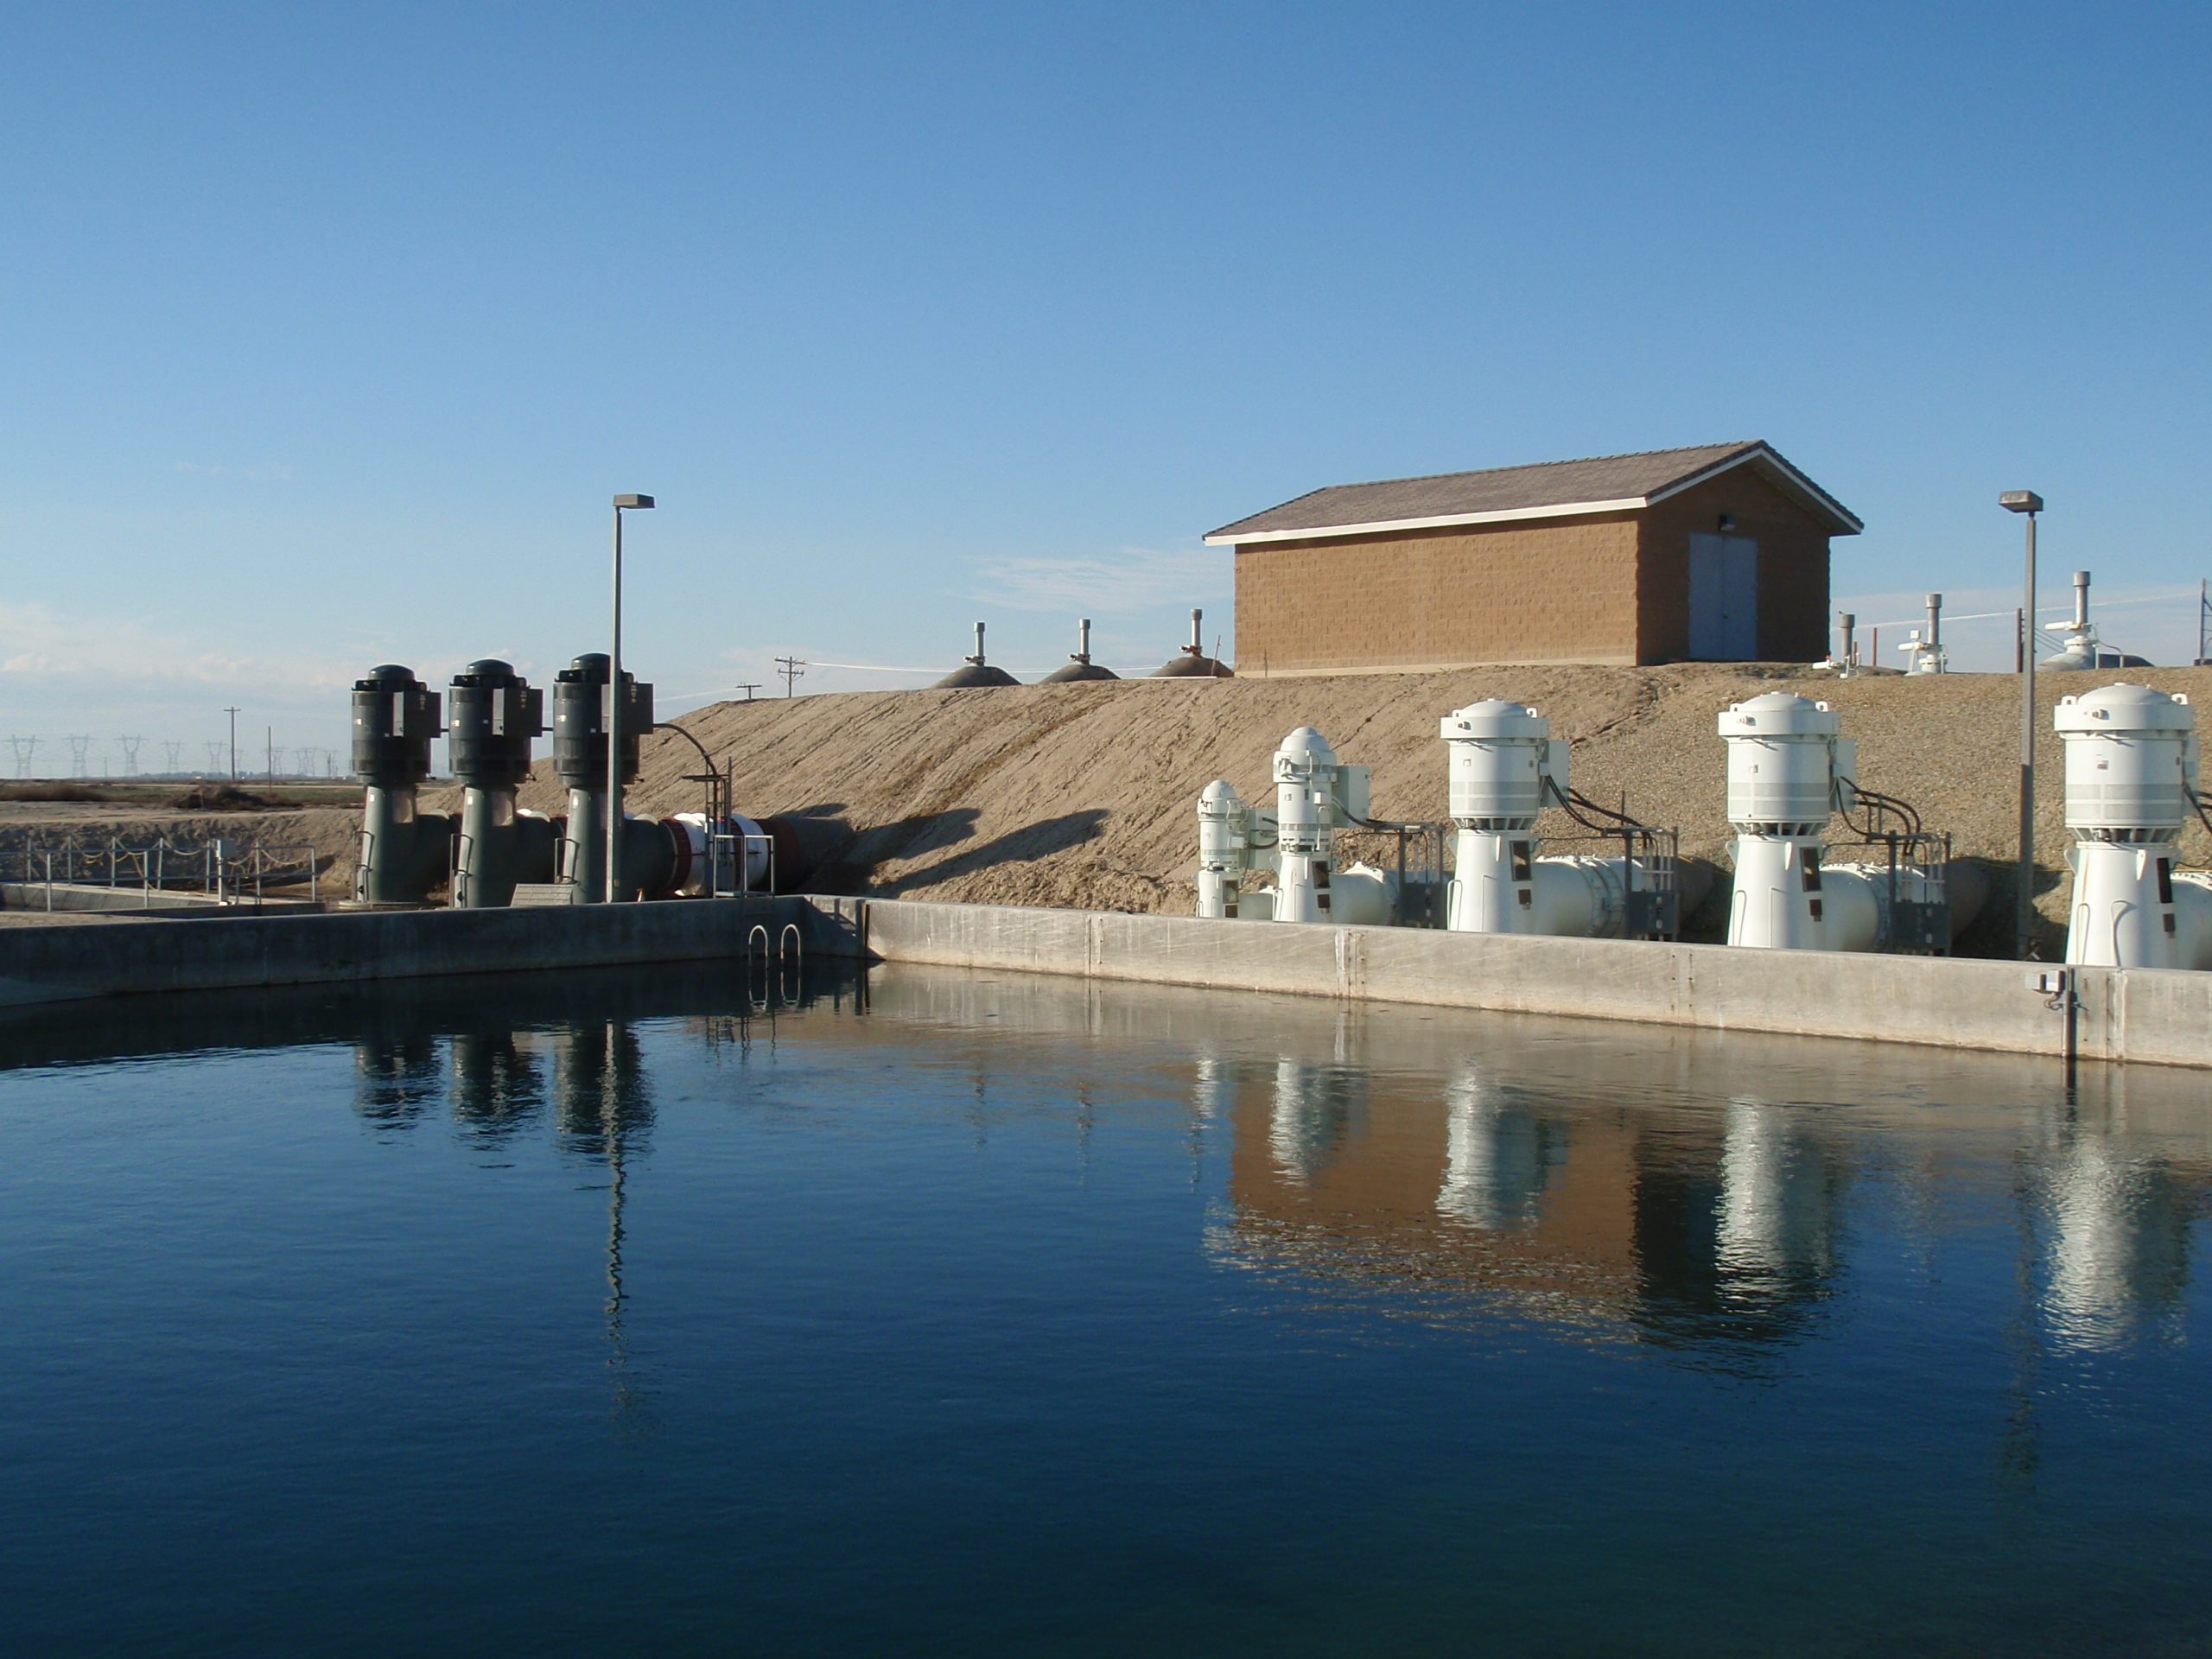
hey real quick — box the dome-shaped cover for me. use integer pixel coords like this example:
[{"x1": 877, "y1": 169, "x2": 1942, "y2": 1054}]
[
  {"x1": 1276, "y1": 726, "x2": 1337, "y2": 762},
  {"x1": 355, "y1": 663, "x2": 423, "y2": 693},
  {"x1": 1719, "y1": 691, "x2": 1839, "y2": 736},
  {"x1": 1200, "y1": 779, "x2": 1241, "y2": 805},
  {"x1": 1152, "y1": 652, "x2": 1231, "y2": 677},
  {"x1": 2055, "y1": 682, "x2": 2195, "y2": 734},
  {"x1": 931, "y1": 663, "x2": 1020, "y2": 689},
  {"x1": 454, "y1": 658, "x2": 519, "y2": 687},
  {"x1": 1039, "y1": 661, "x2": 1120, "y2": 683},
  {"x1": 1441, "y1": 699, "x2": 1548, "y2": 741}
]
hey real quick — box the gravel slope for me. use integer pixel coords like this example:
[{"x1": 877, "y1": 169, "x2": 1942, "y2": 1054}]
[{"x1": 483, "y1": 662, "x2": 2212, "y2": 955}]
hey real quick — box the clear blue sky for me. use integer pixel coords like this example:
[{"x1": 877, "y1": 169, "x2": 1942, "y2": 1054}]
[{"x1": 3, "y1": 1, "x2": 2207, "y2": 771}]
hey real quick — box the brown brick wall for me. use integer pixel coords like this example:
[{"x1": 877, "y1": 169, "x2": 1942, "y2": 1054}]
[
  {"x1": 1232, "y1": 514, "x2": 1643, "y2": 676},
  {"x1": 1633, "y1": 470, "x2": 1833, "y2": 663}
]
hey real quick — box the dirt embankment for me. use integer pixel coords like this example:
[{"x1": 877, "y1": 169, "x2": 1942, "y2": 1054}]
[{"x1": 427, "y1": 662, "x2": 2212, "y2": 955}]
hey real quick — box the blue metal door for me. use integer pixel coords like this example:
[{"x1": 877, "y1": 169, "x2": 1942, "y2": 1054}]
[{"x1": 1688, "y1": 534, "x2": 1759, "y2": 658}]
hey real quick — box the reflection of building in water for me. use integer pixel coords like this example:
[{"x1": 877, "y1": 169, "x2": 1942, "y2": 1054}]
[
  {"x1": 1228, "y1": 1049, "x2": 1844, "y2": 1355},
  {"x1": 2043, "y1": 1134, "x2": 2193, "y2": 1355}
]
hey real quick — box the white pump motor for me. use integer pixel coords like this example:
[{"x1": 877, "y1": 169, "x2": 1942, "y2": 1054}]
[
  {"x1": 1436, "y1": 701, "x2": 1643, "y2": 938},
  {"x1": 1720, "y1": 693, "x2": 1859, "y2": 950},
  {"x1": 1195, "y1": 779, "x2": 1276, "y2": 921},
  {"x1": 1269, "y1": 727, "x2": 1374, "y2": 925},
  {"x1": 2055, "y1": 683, "x2": 2212, "y2": 969}
]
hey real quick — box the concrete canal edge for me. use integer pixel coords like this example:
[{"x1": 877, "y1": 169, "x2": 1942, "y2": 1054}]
[
  {"x1": 2, "y1": 892, "x2": 2204, "y2": 1070},
  {"x1": 800, "y1": 897, "x2": 2212, "y2": 1071},
  {"x1": 0, "y1": 896, "x2": 806, "y2": 1007}
]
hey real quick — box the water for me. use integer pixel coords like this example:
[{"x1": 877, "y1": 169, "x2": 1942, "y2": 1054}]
[{"x1": 2, "y1": 964, "x2": 2208, "y2": 1656}]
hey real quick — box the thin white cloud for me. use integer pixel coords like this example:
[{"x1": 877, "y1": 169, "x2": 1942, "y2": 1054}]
[
  {"x1": 967, "y1": 544, "x2": 1230, "y2": 613},
  {"x1": 0, "y1": 600, "x2": 355, "y2": 694}
]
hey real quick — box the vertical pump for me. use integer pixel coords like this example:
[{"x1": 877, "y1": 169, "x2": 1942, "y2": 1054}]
[
  {"x1": 1438, "y1": 700, "x2": 1683, "y2": 939},
  {"x1": 2054, "y1": 683, "x2": 2212, "y2": 967},
  {"x1": 1196, "y1": 779, "x2": 1275, "y2": 919},
  {"x1": 448, "y1": 659, "x2": 555, "y2": 907},
  {"x1": 1270, "y1": 728, "x2": 1368, "y2": 923},
  {"x1": 553, "y1": 652, "x2": 656, "y2": 903},
  {"x1": 351, "y1": 664, "x2": 451, "y2": 905},
  {"x1": 1721, "y1": 694, "x2": 1856, "y2": 949},
  {"x1": 1440, "y1": 701, "x2": 1561, "y2": 932}
]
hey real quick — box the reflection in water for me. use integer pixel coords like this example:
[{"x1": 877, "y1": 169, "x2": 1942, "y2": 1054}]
[
  {"x1": 353, "y1": 1024, "x2": 441, "y2": 1128},
  {"x1": 1436, "y1": 1065, "x2": 1560, "y2": 1230},
  {"x1": 2042, "y1": 1128, "x2": 2194, "y2": 1354},
  {"x1": 449, "y1": 1027, "x2": 545, "y2": 1145}
]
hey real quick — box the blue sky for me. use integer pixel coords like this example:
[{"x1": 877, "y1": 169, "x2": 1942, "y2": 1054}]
[{"x1": 3, "y1": 1, "x2": 2207, "y2": 770}]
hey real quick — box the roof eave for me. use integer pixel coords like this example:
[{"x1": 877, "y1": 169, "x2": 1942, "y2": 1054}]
[
  {"x1": 1204, "y1": 442, "x2": 1863, "y2": 546},
  {"x1": 1203, "y1": 496, "x2": 1651, "y2": 547}
]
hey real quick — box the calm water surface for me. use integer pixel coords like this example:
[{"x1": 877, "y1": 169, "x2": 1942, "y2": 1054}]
[{"x1": 1, "y1": 963, "x2": 2208, "y2": 1655}]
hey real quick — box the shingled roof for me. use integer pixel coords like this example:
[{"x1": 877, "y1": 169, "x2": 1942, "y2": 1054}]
[{"x1": 1204, "y1": 442, "x2": 1861, "y2": 545}]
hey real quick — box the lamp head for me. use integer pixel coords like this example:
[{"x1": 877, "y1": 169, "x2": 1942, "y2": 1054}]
[
  {"x1": 613, "y1": 493, "x2": 655, "y2": 510},
  {"x1": 1999, "y1": 490, "x2": 2043, "y2": 514}
]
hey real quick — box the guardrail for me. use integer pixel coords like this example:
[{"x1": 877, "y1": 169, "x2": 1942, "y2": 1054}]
[{"x1": 16, "y1": 837, "x2": 321, "y2": 910}]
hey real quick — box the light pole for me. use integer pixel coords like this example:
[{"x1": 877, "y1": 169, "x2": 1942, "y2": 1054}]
[
  {"x1": 608, "y1": 493, "x2": 655, "y2": 903},
  {"x1": 2001, "y1": 489, "x2": 2044, "y2": 958}
]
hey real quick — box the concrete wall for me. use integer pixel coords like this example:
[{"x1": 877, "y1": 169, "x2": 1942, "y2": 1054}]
[
  {"x1": 0, "y1": 896, "x2": 803, "y2": 1007},
  {"x1": 804, "y1": 898, "x2": 2212, "y2": 1071}
]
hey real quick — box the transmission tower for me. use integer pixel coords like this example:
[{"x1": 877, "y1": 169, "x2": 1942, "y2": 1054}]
[
  {"x1": 293, "y1": 747, "x2": 316, "y2": 777},
  {"x1": 163, "y1": 741, "x2": 182, "y2": 774},
  {"x1": 118, "y1": 736, "x2": 143, "y2": 777},
  {"x1": 6, "y1": 735, "x2": 35, "y2": 779},
  {"x1": 67, "y1": 735, "x2": 92, "y2": 779},
  {"x1": 205, "y1": 741, "x2": 226, "y2": 772},
  {"x1": 323, "y1": 748, "x2": 339, "y2": 777},
  {"x1": 773, "y1": 656, "x2": 808, "y2": 696}
]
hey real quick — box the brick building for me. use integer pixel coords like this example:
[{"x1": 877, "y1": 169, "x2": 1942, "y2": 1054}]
[{"x1": 1204, "y1": 442, "x2": 1860, "y2": 675}]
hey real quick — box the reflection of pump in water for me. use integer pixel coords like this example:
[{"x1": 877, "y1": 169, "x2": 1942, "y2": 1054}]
[
  {"x1": 1267, "y1": 1023, "x2": 1364, "y2": 1184},
  {"x1": 1630, "y1": 1098, "x2": 1842, "y2": 1351},
  {"x1": 2043, "y1": 1136, "x2": 2192, "y2": 1354},
  {"x1": 1436, "y1": 1066, "x2": 1561, "y2": 1230},
  {"x1": 1714, "y1": 1097, "x2": 1839, "y2": 1303}
]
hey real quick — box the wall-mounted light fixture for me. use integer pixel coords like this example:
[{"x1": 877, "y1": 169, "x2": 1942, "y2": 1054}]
[{"x1": 1717, "y1": 513, "x2": 1738, "y2": 533}]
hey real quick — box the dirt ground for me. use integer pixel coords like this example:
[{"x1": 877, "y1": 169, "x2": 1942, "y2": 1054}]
[{"x1": 11, "y1": 663, "x2": 2206, "y2": 956}]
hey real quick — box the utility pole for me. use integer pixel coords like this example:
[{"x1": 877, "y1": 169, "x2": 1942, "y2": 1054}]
[
  {"x1": 225, "y1": 707, "x2": 240, "y2": 780},
  {"x1": 773, "y1": 656, "x2": 807, "y2": 696},
  {"x1": 734, "y1": 682, "x2": 761, "y2": 702},
  {"x1": 265, "y1": 726, "x2": 273, "y2": 782}
]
